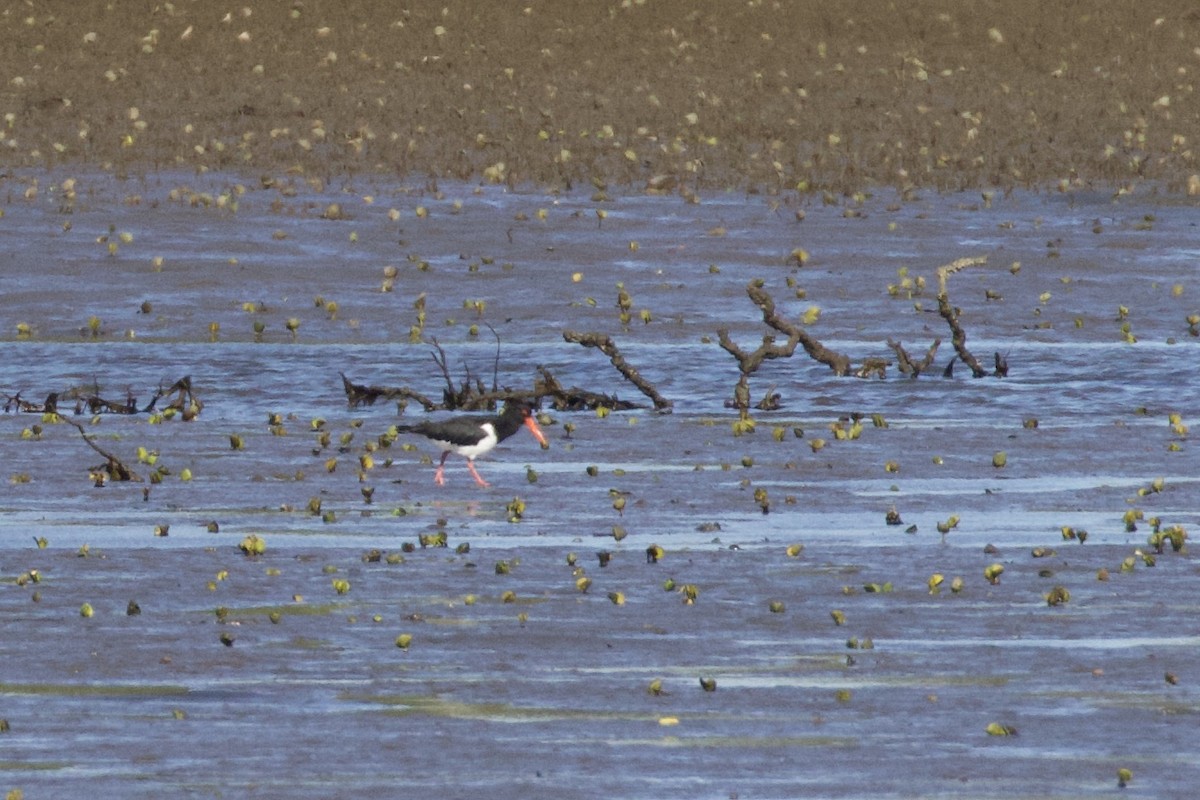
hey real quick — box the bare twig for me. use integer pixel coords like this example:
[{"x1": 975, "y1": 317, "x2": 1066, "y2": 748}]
[
  {"x1": 428, "y1": 338, "x2": 484, "y2": 409},
  {"x1": 429, "y1": 338, "x2": 457, "y2": 399}
]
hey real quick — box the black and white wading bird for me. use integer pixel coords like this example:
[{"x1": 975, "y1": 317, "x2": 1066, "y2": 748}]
[{"x1": 396, "y1": 399, "x2": 548, "y2": 487}]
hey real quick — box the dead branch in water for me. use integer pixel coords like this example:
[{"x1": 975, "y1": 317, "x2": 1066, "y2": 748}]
[
  {"x1": 937, "y1": 293, "x2": 988, "y2": 378},
  {"x1": 535, "y1": 367, "x2": 640, "y2": 411},
  {"x1": 887, "y1": 338, "x2": 942, "y2": 377},
  {"x1": 722, "y1": 376, "x2": 781, "y2": 412},
  {"x1": 719, "y1": 281, "x2": 852, "y2": 376},
  {"x1": 716, "y1": 330, "x2": 799, "y2": 376},
  {"x1": 341, "y1": 373, "x2": 436, "y2": 411},
  {"x1": 993, "y1": 351, "x2": 1009, "y2": 377},
  {"x1": 6, "y1": 377, "x2": 200, "y2": 417},
  {"x1": 61, "y1": 417, "x2": 139, "y2": 482},
  {"x1": 854, "y1": 357, "x2": 891, "y2": 379},
  {"x1": 935, "y1": 256, "x2": 990, "y2": 378},
  {"x1": 429, "y1": 337, "x2": 486, "y2": 409},
  {"x1": 3, "y1": 391, "x2": 58, "y2": 414},
  {"x1": 562, "y1": 330, "x2": 673, "y2": 411},
  {"x1": 160, "y1": 375, "x2": 204, "y2": 419}
]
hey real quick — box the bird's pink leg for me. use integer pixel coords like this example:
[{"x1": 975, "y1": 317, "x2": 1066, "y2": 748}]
[
  {"x1": 434, "y1": 451, "x2": 450, "y2": 486},
  {"x1": 466, "y1": 459, "x2": 490, "y2": 488}
]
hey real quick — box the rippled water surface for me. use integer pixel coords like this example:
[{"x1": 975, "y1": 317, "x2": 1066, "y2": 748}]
[{"x1": 1, "y1": 172, "x2": 1198, "y2": 798}]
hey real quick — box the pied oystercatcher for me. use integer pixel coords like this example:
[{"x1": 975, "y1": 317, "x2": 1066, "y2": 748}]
[{"x1": 396, "y1": 399, "x2": 548, "y2": 487}]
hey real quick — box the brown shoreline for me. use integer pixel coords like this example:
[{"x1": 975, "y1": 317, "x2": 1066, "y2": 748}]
[{"x1": 2, "y1": 2, "x2": 1199, "y2": 193}]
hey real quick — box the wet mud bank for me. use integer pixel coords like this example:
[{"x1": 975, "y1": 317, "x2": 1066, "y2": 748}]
[{"x1": 0, "y1": 170, "x2": 1198, "y2": 796}]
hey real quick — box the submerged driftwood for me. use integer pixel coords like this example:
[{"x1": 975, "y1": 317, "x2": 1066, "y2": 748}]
[
  {"x1": 430, "y1": 336, "x2": 491, "y2": 410},
  {"x1": 341, "y1": 372, "x2": 528, "y2": 413},
  {"x1": 14, "y1": 377, "x2": 199, "y2": 486},
  {"x1": 713, "y1": 257, "x2": 1011, "y2": 411}
]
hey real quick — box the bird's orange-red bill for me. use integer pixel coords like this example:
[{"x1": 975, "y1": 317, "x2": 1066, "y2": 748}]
[{"x1": 523, "y1": 415, "x2": 549, "y2": 449}]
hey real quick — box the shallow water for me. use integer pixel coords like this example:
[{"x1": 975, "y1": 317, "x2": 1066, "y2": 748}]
[{"x1": 1, "y1": 171, "x2": 1198, "y2": 797}]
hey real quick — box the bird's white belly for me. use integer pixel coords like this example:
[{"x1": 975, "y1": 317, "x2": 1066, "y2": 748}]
[{"x1": 437, "y1": 424, "x2": 498, "y2": 460}]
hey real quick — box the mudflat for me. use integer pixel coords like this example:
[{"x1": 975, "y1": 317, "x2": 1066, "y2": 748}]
[
  {"x1": 3, "y1": 4, "x2": 1200, "y2": 799},
  {"x1": 2, "y1": 2, "x2": 1198, "y2": 192}
]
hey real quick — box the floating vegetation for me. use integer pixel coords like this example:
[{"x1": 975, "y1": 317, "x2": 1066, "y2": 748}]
[
  {"x1": 1148, "y1": 525, "x2": 1187, "y2": 554},
  {"x1": 506, "y1": 497, "x2": 526, "y2": 523},
  {"x1": 238, "y1": 535, "x2": 266, "y2": 556},
  {"x1": 1045, "y1": 586, "x2": 1071, "y2": 606}
]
